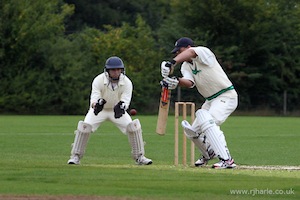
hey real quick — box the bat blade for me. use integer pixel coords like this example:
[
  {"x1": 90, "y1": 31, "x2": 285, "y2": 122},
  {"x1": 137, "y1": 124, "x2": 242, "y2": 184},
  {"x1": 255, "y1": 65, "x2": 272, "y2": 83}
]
[{"x1": 156, "y1": 86, "x2": 171, "y2": 135}]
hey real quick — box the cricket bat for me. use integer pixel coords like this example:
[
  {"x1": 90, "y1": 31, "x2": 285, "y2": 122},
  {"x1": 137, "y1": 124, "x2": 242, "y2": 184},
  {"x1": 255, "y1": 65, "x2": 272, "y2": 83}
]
[
  {"x1": 156, "y1": 63, "x2": 174, "y2": 135},
  {"x1": 156, "y1": 84, "x2": 171, "y2": 135}
]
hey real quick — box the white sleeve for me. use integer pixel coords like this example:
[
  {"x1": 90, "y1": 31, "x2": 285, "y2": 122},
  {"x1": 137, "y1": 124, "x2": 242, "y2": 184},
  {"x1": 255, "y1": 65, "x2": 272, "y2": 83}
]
[
  {"x1": 180, "y1": 63, "x2": 195, "y2": 88},
  {"x1": 119, "y1": 77, "x2": 133, "y2": 110},
  {"x1": 90, "y1": 75, "x2": 102, "y2": 106},
  {"x1": 191, "y1": 47, "x2": 216, "y2": 66}
]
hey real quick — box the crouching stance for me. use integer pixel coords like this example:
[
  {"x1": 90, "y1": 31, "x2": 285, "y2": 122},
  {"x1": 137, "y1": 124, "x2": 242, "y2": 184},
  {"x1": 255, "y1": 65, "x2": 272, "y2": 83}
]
[
  {"x1": 68, "y1": 119, "x2": 152, "y2": 165},
  {"x1": 67, "y1": 56, "x2": 152, "y2": 165}
]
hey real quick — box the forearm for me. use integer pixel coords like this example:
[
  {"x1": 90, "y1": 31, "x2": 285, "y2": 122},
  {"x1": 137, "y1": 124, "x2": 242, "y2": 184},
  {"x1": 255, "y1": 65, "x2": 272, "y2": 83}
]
[
  {"x1": 178, "y1": 77, "x2": 194, "y2": 88},
  {"x1": 173, "y1": 48, "x2": 197, "y2": 64},
  {"x1": 120, "y1": 83, "x2": 132, "y2": 110}
]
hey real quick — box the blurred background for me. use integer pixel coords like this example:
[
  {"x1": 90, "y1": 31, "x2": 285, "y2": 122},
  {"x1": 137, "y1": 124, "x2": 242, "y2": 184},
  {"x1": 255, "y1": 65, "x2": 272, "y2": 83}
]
[{"x1": 1, "y1": 0, "x2": 299, "y2": 116}]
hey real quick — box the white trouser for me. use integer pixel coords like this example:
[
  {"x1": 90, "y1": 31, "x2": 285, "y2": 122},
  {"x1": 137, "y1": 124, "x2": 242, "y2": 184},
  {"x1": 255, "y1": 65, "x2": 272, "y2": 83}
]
[
  {"x1": 201, "y1": 95, "x2": 238, "y2": 148},
  {"x1": 84, "y1": 108, "x2": 132, "y2": 134},
  {"x1": 201, "y1": 95, "x2": 238, "y2": 126}
]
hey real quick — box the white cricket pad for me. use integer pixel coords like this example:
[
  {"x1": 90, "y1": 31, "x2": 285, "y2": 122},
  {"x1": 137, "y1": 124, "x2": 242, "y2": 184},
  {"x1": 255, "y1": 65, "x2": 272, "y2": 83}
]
[
  {"x1": 181, "y1": 120, "x2": 200, "y2": 139},
  {"x1": 196, "y1": 109, "x2": 230, "y2": 160},
  {"x1": 182, "y1": 120, "x2": 215, "y2": 160},
  {"x1": 70, "y1": 121, "x2": 92, "y2": 159},
  {"x1": 126, "y1": 119, "x2": 145, "y2": 160}
]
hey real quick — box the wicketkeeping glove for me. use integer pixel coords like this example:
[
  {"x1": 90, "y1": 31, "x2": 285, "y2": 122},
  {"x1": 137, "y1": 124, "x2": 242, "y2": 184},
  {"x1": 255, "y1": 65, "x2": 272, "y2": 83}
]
[
  {"x1": 160, "y1": 76, "x2": 179, "y2": 90},
  {"x1": 114, "y1": 101, "x2": 126, "y2": 119},
  {"x1": 94, "y1": 98, "x2": 106, "y2": 115}
]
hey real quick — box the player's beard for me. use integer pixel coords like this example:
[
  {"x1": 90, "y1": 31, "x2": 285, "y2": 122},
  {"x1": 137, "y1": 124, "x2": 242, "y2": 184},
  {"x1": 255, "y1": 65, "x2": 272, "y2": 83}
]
[
  {"x1": 105, "y1": 71, "x2": 120, "y2": 82},
  {"x1": 108, "y1": 70, "x2": 122, "y2": 81}
]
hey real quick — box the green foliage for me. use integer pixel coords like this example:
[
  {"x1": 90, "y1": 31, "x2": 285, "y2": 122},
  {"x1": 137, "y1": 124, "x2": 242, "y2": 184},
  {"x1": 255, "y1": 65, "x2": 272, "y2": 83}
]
[
  {"x1": 0, "y1": 1, "x2": 164, "y2": 114},
  {"x1": 166, "y1": 0, "x2": 300, "y2": 111},
  {"x1": 85, "y1": 16, "x2": 164, "y2": 112},
  {"x1": 64, "y1": 0, "x2": 170, "y2": 31},
  {"x1": 1, "y1": 0, "x2": 300, "y2": 114},
  {"x1": 0, "y1": 115, "x2": 299, "y2": 199},
  {"x1": 0, "y1": 0, "x2": 77, "y2": 114}
]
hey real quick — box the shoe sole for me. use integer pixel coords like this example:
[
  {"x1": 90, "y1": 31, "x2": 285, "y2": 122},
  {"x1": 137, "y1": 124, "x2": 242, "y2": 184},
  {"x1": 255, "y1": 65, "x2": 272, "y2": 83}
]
[
  {"x1": 195, "y1": 164, "x2": 207, "y2": 167},
  {"x1": 212, "y1": 164, "x2": 237, "y2": 169},
  {"x1": 195, "y1": 161, "x2": 208, "y2": 167},
  {"x1": 136, "y1": 161, "x2": 153, "y2": 165},
  {"x1": 67, "y1": 161, "x2": 80, "y2": 165}
]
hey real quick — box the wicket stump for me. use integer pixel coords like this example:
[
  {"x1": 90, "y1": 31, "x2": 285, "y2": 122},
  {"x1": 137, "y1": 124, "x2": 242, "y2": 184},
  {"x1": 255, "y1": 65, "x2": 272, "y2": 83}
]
[{"x1": 174, "y1": 102, "x2": 195, "y2": 166}]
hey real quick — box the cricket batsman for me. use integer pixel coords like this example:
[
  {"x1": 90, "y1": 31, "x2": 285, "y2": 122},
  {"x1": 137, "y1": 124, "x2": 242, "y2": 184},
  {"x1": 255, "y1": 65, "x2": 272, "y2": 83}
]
[{"x1": 161, "y1": 37, "x2": 238, "y2": 169}]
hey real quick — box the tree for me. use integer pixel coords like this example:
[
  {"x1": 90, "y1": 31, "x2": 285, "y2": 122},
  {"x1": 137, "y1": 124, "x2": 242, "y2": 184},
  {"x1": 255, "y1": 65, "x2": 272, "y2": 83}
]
[
  {"x1": 84, "y1": 15, "x2": 164, "y2": 112},
  {"x1": 64, "y1": 0, "x2": 170, "y2": 32},
  {"x1": 0, "y1": 0, "x2": 76, "y2": 113},
  {"x1": 0, "y1": 0, "x2": 164, "y2": 114},
  {"x1": 160, "y1": 0, "x2": 300, "y2": 112}
]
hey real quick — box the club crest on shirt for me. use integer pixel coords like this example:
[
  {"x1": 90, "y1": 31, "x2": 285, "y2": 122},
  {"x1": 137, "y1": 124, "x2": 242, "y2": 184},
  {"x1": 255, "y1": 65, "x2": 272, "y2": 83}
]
[
  {"x1": 192, "y1": 66, "x2": 201, "y2": 75},
  {"x1": 192, "y1": 69, "x2": 201, "y2": 75}
]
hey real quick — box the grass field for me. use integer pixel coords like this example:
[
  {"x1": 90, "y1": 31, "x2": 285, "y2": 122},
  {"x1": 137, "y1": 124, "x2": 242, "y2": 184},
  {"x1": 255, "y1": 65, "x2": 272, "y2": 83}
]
[{"x1": 0, "y1": 115, "x2": 299, "y2": 200}]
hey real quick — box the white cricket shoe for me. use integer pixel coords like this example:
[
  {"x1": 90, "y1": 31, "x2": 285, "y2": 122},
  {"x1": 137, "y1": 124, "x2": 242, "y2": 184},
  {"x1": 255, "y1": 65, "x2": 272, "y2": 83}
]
[
  {"x1": 136, "y1": 156, "x2": 153, "y2": 165},
  {"x1": 195, "y1": 156, "x2": 209, "y2": 167},
  {"x1": 212, "y1": 158, "x2": 236, "y2": 169},
  {"x1": 67, "y1": 155, "x2": 80, "y2": 165}
]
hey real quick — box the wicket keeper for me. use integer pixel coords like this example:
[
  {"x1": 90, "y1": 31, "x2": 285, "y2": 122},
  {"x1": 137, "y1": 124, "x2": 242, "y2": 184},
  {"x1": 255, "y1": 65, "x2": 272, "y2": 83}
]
[{"x1": 67, "y1": 56, "x2": 152, "y2": 165}]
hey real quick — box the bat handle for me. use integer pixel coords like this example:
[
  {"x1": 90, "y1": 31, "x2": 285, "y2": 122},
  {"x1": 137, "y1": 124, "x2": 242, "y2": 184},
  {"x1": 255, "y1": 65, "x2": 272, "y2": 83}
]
[
  {"x1": 162, "y1": 80, "x2": 168, "y2": 88},
  {"x1": 169, "y1": 66, "x2": 174, "y2": 75}
]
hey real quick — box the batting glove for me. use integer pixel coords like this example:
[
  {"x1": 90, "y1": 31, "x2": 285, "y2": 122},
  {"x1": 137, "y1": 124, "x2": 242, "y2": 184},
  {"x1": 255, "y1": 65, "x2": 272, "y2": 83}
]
[
  {"x1": 161, "y1": 61, "x2": 170, "y2": 78},
  {"x1": 161, "y1": 60, "x2": 175, "y2": 77},
  {"x1": 94, "y1": 98, "x2": 106, "y2": 115},
  {"x1": 114, "y1": 101, "x2": 126, "y2": 119},
  {"x1": 160, "y1": 76, "x2": 179, "y2": 90}
]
